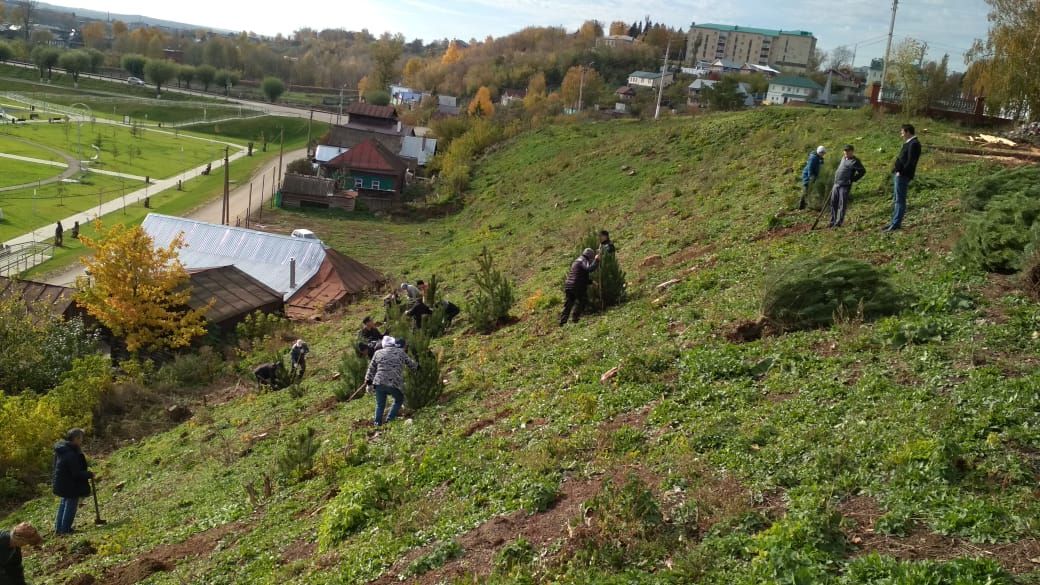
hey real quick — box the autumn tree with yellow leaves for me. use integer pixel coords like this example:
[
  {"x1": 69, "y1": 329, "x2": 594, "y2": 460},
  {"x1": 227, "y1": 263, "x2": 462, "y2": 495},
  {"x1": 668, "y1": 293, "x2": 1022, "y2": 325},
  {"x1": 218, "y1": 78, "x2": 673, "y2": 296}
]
[
  {"x1": 442, "y1": 40, "x2": 463, "y2": 65},
  {"x1": 468, "y1": 86, "x2": 495, "y2": 117},
  {"x1": 76, "y1": 222, "x2": 209, "y2": 353}
]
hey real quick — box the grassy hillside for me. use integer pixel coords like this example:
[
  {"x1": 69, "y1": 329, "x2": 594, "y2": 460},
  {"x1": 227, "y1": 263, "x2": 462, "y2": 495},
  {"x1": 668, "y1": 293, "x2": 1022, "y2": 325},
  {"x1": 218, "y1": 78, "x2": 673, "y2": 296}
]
[{"x1": 6, "y1": 108, "x2": 1039, "y2": 585}]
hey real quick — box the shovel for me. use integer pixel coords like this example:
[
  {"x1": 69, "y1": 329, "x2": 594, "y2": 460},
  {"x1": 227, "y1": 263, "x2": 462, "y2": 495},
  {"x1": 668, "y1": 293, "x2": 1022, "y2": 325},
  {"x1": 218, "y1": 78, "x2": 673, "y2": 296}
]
[
  {"x1": 90, "y1": 477, "x2": 107, "y2": 525},
  {"x1": 811, "y1": 189, "x2": 834, "y2": 230}
]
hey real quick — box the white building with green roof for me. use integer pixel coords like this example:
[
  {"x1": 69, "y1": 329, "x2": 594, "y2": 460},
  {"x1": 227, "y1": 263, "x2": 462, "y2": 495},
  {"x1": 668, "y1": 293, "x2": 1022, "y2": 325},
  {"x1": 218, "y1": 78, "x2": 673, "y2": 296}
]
[
  {"x1": 686, "y1": 23, "x2": 817, "y2": 72},
  {"x1": 765, "y1": 76, "x2": 824, "y2": 105}
]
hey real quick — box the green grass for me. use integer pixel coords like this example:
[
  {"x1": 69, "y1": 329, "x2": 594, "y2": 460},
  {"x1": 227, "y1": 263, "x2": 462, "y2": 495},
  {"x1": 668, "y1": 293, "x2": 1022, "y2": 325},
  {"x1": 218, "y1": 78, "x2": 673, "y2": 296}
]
[
  {"x1": 0, "y1": 159, "x2": 61, "y2": 188},
  {"x1": 22, "y1": 149, "x2": 286, "y2": 278},
  {"x1": 0, "y1": 134, "x2": 66, "y2": 162},
  {"x1": 0, "y1": 174, "x2": 135, "y2": 241},
  {"x1": 0, "y1": 63, "x2": 225, "y2": 103},
  {"x1": 186, "y1": 116, "x2": 329, "y2": 150},
  {"x1": 6, "y1": 108, "x2": 1040, "y2": 585}
]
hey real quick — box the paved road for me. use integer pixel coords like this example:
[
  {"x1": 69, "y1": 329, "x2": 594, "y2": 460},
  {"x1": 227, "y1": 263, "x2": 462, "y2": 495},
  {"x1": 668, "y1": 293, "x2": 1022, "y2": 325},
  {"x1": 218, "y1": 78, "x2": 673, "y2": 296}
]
[{"x1": 40, "y1": 148, "x2": 306, "y2": 286}]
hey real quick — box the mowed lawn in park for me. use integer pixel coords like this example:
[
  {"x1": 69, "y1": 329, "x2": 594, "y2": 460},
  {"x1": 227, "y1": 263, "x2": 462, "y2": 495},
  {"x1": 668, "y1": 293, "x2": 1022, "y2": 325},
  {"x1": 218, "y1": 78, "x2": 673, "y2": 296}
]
[
  {"x1": 0, "y1": 159, "x2": 62, "y2": 188},
  {"x1": 23, "y1": 149, "x2": 286, "y2": 277},
  {"x1": 34, "y1": 93, "x2": 247, "y2": 125},
  {"x1": 0, "y1": 134, "x2": 66, "y2": 162},
  {"x1": 0, "y1": 122, "x2": 236, "y2": 180},
  {"x1": 0, "y1": 173, "x2": 134, "y2": 241}
]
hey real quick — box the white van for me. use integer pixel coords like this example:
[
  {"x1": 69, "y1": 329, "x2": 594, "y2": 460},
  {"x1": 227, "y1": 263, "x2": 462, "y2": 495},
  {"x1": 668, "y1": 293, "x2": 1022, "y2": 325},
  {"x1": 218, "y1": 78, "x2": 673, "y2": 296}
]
[{"x1": 291, "y1": 229, "x2": 319, "y2": 241}]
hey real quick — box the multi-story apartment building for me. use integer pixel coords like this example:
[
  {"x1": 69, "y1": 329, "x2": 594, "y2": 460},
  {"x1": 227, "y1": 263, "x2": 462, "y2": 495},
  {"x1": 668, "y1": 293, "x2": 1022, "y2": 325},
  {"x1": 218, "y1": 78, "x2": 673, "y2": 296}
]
[{"x1": 685, "y1": 23, "x2": 817, "y2": 72}]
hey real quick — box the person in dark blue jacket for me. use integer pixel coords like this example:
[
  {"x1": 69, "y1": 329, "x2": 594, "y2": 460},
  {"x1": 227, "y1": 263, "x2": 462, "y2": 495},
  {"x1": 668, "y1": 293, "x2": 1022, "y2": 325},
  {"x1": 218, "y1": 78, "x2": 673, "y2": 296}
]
[
  {"x1": 799, "y1": 145, "x2": 826, "y2": 209},
  {"x1": 52, "y1": 429, "x2": 93, "y2": 535}
]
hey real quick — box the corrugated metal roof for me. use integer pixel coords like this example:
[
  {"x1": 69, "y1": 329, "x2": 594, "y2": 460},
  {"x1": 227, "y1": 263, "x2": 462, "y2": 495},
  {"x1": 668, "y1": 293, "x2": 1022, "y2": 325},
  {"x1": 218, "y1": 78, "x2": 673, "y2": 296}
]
[
  {"x1": 345, "y1": 102, "x2": 398, "y2": 119},
  {"x1": 399, "y1": 136, "x2": 437, "y2": 166},
  {"x1": 0, "y1": 276, "x2": 77, "y2": 321},
  {"x1": 141, "y1": 213, "x2": 325, "y2": 301},
  {"x1": 286, "y1": 248, "x2": 386, "y2": 319},
  {"x1": 187, "y1": 265, "x2": 284, "y2": 325},
  {"x1": 315, "y1": 144, "x2": 347, "y2": 163}
]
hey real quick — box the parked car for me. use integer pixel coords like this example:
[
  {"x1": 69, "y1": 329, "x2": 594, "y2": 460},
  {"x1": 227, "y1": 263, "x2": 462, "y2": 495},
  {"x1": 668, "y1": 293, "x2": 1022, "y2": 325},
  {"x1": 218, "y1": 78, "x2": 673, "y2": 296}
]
[
  {"x1": 291, "y1": 228, "x2": 328, "y2": 248},
  {"x1": 127, "y1": 76, "x2": 145, "y2": 86}
]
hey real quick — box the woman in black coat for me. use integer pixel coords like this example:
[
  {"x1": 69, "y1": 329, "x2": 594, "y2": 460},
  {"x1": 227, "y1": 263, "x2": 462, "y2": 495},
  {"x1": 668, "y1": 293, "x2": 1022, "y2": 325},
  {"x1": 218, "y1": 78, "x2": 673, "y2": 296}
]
[{"x1": 52, "y1": 429, "x2": 93, "y2": 535}]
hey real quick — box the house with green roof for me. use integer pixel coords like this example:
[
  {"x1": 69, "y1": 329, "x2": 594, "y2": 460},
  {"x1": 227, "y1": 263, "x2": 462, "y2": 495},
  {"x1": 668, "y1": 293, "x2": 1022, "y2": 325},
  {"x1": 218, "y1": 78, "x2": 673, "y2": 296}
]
[
  {"x1": 685, "y1": 22, "x2": 817, "y2": 71},
  {"x1": 765, "y1": 75, "x2": 824, "y2": 105}
]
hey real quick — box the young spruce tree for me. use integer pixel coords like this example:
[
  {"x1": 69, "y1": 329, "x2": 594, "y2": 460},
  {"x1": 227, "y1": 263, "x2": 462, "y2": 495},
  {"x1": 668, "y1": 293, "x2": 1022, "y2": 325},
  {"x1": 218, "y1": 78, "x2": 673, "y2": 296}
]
[{"x1": 469, "y1": 247, "x2": 516, "y2": 333}]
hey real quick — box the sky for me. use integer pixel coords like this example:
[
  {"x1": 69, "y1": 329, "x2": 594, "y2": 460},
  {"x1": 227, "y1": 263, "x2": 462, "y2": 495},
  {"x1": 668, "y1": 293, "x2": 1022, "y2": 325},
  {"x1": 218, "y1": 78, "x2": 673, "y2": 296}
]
[{"x1": 56, "y1": 0, "x2": 991, "y2": 68}]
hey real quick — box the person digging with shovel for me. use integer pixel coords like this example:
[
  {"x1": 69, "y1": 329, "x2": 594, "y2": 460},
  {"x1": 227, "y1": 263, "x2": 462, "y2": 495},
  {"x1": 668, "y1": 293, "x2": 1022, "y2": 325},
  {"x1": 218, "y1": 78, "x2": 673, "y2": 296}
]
[
  {"x1": 1, "y1": 522, "x2": 43, "y2": 585},
  {"x1": 52, "y1": 428, "x2": 94, "y2": 536}
]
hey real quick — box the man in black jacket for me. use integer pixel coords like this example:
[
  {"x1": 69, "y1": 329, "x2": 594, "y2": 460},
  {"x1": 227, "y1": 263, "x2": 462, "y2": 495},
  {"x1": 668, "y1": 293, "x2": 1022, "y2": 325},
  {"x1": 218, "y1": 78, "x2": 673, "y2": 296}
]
[
  {"x1": 1, "y1": 522, "x2": 43, "y2": 585},
  {"x1": 52, "y1": 429, "x2": 93, "y2": 535},
  {"x1": 357, "y1": 316, "x2": 384, "y2": 358},
  {"x1": 884, "y1": 124, "x2": 922, "y2": 232},
  {"x1": 560, "y1": 248, "x2": 600, "y2": 326}
]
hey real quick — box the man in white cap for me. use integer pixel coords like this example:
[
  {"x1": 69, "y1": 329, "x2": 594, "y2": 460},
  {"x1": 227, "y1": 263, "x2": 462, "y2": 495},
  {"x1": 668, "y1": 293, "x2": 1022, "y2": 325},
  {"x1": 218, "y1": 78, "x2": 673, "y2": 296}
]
[
  {"x1": 799, "y1": 145, "x2": 826, "y2": 210},
  {"x1": 290, "y1": 339, "x2": 309, "y2": 379},
  {"x1": 365, "y1": 335, "x2": 418, "y2": 426}
]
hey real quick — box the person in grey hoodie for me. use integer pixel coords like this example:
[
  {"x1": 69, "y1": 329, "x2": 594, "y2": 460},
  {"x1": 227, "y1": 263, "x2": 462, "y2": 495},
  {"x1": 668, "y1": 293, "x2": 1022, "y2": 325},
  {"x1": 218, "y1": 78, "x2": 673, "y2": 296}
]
[
  {"x1": 560, "y1": 248, "x2": 600, "y2": 326},
  {"x1": 365, "y1": 336, "x2": 418, "y2": 426},
  {"x1": 828, "y1": 144, "x2": 867, "y2": 228}
]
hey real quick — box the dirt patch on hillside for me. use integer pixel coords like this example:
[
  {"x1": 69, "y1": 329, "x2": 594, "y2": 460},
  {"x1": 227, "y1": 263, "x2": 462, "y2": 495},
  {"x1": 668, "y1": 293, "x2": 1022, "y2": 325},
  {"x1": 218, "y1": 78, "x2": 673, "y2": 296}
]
[
  {"x1": 726, "y1": 319, "x2": 770, "y2": 343},
  {"x1": 368, "y1": 474, "x2": 606, "y2": 585},
  {"x1": 667, "y1": 243, "x2": 716, "y2": 267},
  {"x1": 751, "y1": 223, "x2": 812, "y2": 242},
  {"x1": 99, "y1": 520, "x2": 251, "y2": 585},
  {"x1": 463, "y1": 408, "x2": 513, "y2": 437},
  {"x1": 838, "y1": 494, "x2": 1040, "y2": 574},
  {"x1": 279, "y1": 539, "x2": 317, "y2": 565}
]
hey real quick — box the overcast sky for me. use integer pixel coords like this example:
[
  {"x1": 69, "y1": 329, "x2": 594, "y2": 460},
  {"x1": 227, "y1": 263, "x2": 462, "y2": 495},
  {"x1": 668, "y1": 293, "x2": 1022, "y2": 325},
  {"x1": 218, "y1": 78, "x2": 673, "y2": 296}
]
[{"x1": 58, "y1": 0, "x2": 991, "y2": 67}]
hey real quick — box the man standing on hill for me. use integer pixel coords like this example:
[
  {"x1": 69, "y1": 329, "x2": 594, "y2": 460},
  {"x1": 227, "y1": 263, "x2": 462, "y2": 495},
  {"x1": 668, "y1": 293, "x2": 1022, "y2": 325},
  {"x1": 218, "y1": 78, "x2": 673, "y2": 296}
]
[
  {"x1": 365, "y1": 335, "x2": 418, "y2": 427},
  {"x1": 829, "y1": 145, "x2": 867, "y2": 228},
  {"x1": 799, "y1": 146, "x2": 826, "y2": 210},
  {"x1": 1, "y1": 522, "x2": 43, "y2": 584},
  {"x1": 884, "y1": 124, "x2": 922, "y2": 232},
  {"x1": 598, "y1": 230, "x2": 616, "y2": 255},
  {"x1": 53, "y1": 428, "x2": 93, "y2": 535},
  {"x1": 560, "y1": 248, "x2": 599, "y2": 326},
  {"x1": 54, "y1": 221, "x2": 64, "y2": 247},
  {"x1": 290, "y1": 339, "x2": 309, "y2": 379},
  {"x1": 358, "y1": 316, "x2": 384, "y2": 358}
]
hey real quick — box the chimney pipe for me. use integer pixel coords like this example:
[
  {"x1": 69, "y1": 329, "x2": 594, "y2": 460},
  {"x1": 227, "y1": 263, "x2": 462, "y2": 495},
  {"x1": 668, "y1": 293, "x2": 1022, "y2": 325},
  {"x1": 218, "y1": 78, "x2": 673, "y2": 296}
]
[
  {"x1": 396, "y1": 120, "x2": 402, "y2": 133},
  {"x1": 289, "y1": 257, "x2": 297, "y2": 289}
]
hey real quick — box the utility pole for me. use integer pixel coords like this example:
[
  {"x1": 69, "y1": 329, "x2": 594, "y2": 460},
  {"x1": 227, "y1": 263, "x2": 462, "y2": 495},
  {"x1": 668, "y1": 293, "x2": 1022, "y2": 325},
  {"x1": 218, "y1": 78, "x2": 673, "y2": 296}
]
[
  {"x1": 246, "y1": 183, "x2": 252, "y2": 228},
  {"x1": 654, "y1": 39, "x2": 671, "y2": 120},
  {"x1": 258, "y1": 175, "x2": 265, "y2": 222},
  {"x1": 277, "y1": 128, "x2": 285, "y2": 190},
  {"x1": 222, "y1": 146, "x2": 230, "y2": 225},
  {"x1": 577, "y1": 65, "x2": 586, "y2": 112},
  {"x1": 306, "y1": 109, "x2": 314, "y2": 156},
  {"x1": 337, "y1": 86, "x2": 344, "y2": 125},
  {"x1": 879, "y1": 0, "x2": 899, "y2": 101}
]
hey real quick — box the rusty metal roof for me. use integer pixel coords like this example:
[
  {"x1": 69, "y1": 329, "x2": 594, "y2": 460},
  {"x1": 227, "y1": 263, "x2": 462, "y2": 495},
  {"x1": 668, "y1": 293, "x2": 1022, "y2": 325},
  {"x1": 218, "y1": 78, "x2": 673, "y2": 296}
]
[
  {"x1": 326, "y1": 139, "x2": 408, "y2": 174},
  {"x1": 286, "y1": 248, "x2": 386, "y2": 319},
  {"x1": 0, "y1": 276, "x2": 76, "y2": 320},
  {"x1": 345, "y1": 102, "x2": 398, "y2": 119},
  {"x1": 187, "y1": 265, "x2": 284, "y2": 325}
]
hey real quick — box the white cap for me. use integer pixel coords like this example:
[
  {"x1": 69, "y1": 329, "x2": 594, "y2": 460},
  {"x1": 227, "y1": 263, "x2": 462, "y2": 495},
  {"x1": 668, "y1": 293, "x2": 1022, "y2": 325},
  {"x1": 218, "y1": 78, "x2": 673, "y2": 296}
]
[{"x1": 817, "y1": 145, "x2": 827, "y2": 154}]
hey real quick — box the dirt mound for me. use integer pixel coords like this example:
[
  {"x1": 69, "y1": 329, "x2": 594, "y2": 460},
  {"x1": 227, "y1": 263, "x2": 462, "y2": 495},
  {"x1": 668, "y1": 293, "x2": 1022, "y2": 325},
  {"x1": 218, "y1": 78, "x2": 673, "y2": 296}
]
[
  {"x1": 726, "y1": 319, "x2": 768, "y2": 343},
  {"x1": 66, "y1": 575, "x2": 97, "y2": 585},
  {"x1": 838, "y1": 494, "x2": 1040, "y2": 574},
  {"x1": 100, "y1": 520, "x2": 250, "y2": 585}
]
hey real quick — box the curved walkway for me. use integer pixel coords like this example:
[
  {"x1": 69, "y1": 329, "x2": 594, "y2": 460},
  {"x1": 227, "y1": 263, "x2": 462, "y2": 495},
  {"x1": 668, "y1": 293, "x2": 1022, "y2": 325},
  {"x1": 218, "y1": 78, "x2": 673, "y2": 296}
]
[{"x1": 0, "y1": 136, "x2": 81, "y2": 192}]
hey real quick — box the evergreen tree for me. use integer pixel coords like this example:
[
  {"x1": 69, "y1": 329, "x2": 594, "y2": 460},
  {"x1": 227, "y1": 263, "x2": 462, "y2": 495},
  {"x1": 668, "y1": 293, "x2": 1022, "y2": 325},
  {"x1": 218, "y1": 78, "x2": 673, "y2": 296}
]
[
  {"x1": 469, "y1": 247, "x2": 516, "y2": 333},
  {"x1": 582, "y1": 232, "x2": 627, "y2": 311}
]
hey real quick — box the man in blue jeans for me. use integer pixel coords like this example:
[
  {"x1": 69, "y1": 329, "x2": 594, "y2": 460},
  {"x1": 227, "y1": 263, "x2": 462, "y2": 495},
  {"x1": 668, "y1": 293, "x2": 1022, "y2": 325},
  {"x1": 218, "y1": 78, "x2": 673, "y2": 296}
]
[
  {"x1": 365, "y1": 336, "x2": 418, "y2": 427},
  {"x1": 884, "y1": 124, "x2": 922, "y2": 232},
  {"x1": 52, "y1": 428, "x2": 93, "y2": 535}
]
